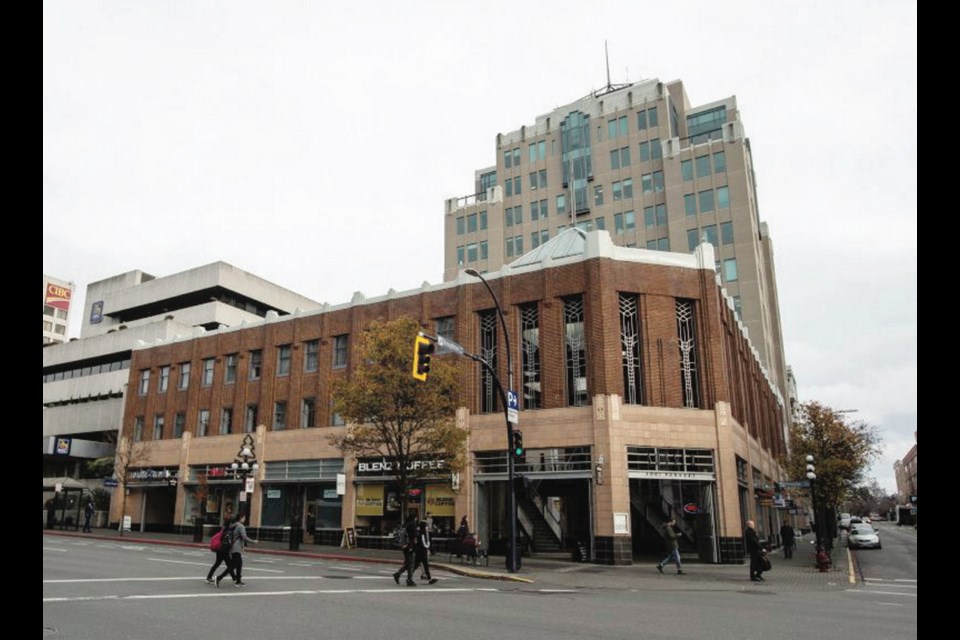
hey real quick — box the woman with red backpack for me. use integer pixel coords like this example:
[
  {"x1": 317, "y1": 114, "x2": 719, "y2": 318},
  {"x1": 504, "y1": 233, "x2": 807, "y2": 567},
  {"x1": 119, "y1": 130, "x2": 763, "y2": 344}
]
[{"x1": 205, "y1": 516, "x2": 235, "y2": 584}]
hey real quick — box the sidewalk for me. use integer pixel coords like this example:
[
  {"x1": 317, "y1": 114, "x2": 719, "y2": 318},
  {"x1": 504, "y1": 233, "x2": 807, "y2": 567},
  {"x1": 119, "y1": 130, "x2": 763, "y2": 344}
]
[{"x1": 44, "y1": 528, "x2": 856, "y2": 592}]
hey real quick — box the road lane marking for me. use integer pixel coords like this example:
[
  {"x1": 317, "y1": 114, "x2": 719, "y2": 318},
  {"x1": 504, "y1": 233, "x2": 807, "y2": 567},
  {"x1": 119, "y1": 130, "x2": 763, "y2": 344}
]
[
  {"x1": 147, "y1": 558, "x2": 284, "y2": 573},
  {"x1": 43, "y1": 547, "x2": 67, "y2": 552},
  {"x1": 44, "y1": 587, "x2": 497, "y2": 603},
  {"x1": 845, "y1": 589, "x2": 917, "y2": 598}
]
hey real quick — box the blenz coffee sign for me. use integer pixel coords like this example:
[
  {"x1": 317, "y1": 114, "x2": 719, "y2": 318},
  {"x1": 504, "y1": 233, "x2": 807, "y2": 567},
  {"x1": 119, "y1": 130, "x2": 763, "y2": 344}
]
[{"x1": 356, "y1": 458, "x2": 446, "y2": 476}]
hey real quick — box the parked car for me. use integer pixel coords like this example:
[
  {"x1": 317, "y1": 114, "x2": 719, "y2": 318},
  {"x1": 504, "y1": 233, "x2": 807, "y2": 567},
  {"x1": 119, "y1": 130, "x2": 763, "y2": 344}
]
[
  {"x1": 848, "y1": 524, "x2": 881, "y2": 549},
  {"x1": 839, "y1": 513, "x2": 853, "y2": 530}
]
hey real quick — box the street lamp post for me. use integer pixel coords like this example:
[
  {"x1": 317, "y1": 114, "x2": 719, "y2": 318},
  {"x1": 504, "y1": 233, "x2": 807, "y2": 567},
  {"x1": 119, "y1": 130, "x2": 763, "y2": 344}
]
[
  {"x1": 806, "y1": 454, "x2": 830, "y2": 571},
  {"x1": 465, "y1": 268, "x2": 519, "y2": 573},
  {"x1": 232, "y1": 434, "x2": 260, "y2": 520}
]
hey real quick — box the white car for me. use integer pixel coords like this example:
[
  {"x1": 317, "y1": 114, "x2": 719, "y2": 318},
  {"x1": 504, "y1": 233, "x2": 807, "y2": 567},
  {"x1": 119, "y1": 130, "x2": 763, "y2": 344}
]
[{"x1": 848, "y1": 524, "x2": 881, "y2": 549}]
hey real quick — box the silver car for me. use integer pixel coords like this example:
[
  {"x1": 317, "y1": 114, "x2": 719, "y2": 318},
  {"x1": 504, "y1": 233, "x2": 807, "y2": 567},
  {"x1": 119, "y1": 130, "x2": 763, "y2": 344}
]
[{"x1": 848, "y1": 524, "x2": 881, "y2": 549}]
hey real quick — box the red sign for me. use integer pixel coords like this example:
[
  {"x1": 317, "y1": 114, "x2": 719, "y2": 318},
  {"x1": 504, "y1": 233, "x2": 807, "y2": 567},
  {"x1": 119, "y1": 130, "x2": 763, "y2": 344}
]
[
  {"x1": 45, "y1": 283, "x2": 72, "y2": 311},
  {"x1": 682, "y1": 503, "x2": 701, "y2": 515}
]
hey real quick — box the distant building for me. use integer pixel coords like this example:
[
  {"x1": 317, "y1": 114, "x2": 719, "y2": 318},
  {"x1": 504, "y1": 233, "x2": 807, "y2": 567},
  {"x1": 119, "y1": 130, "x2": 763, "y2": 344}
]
[
  {"x1": 893, "y1": 432, "x2": 917, "y2": 504},
  {"x1": 442, "y1": 77, "x2": 789, "y2": 409},
  {"x1": 43, "y1": 275, "x2": 74, "y2": 344},
  {"x1": 115, "y1": 231, "x2": 785, "y2": 564},
  {"x1": 42, "y1": 262, "x2": 320, "y2": 501}
]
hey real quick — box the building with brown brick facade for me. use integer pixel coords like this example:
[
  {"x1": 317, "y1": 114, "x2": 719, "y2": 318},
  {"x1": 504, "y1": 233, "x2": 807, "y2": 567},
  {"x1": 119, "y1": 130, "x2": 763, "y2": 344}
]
[{"x1": 114, "y1": 230, "x2": 786, "y2": 564}]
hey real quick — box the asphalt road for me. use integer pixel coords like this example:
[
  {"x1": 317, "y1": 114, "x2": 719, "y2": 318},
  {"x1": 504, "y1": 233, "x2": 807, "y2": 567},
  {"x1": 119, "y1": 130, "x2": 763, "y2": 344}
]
[
  {"x1": 44, "y1": 534, "x2": 917, "y2": 640},
  {"x1": 849, "y1": 521, "x2": 917, "y2": 599}
]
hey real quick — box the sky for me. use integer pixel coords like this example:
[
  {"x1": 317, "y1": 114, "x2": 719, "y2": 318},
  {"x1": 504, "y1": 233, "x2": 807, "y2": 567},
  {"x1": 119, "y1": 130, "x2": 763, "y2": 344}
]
[{"x1": 43, "y1": 1, "x2": 917, "y2": 494}]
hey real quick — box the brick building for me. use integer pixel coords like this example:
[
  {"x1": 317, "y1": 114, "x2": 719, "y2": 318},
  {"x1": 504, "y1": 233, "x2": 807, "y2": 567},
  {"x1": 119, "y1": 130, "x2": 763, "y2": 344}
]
[{"x1": 114, "y1": 230, "x2": 785, "y2": 564}]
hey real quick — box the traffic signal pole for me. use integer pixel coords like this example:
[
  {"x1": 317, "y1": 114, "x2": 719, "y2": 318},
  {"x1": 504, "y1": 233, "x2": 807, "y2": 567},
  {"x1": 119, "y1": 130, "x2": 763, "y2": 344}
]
[{"x1": 417, "y1": 328, "x2": 520, "y2": 573}]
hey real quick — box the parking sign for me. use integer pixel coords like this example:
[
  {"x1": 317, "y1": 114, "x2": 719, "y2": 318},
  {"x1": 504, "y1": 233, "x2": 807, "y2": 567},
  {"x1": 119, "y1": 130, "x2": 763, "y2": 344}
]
[{"x1": 507, "y1": 390, "x2": 519, "y2": 424}]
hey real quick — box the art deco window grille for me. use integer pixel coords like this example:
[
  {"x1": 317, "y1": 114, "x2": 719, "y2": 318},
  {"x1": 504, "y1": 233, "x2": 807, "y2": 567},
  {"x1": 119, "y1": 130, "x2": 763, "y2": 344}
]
[
  {"x1": 564, "y1": 296, "x2": 589, "y2": 406},
  {"x1": 619, "y1": 293, "x2": 643, "y2": 404},
  {"x1": 520, "y1": 303, "x2": 541, "y2": 409},
  {"x1": 676, "y1": 299, "x2": 701, "y2": 408},
  {"x1": 479, "y1": 310, "x2": 499, "y2": 413}
]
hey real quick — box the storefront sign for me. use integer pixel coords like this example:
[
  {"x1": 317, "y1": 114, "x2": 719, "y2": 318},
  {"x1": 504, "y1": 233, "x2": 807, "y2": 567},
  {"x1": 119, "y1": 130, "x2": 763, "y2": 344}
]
[
  {"x1": 425, "y1": 484, "x2": 456, "y2": 516},
  {"x1": 356, "y1": 484, "x2": 384, "y2": 516},
  {"x1": 628, "y1": 470, "x2": 716, "y2": 481},
  {"x1": 356, "y1": 458, "x2": 447, "y2": 475},
  {"x1": 323, "y1": 489, "x2": 340, "y2": 499},
  {"x1": 266, "y1": 489, "x2": 282, "y2": 499}
]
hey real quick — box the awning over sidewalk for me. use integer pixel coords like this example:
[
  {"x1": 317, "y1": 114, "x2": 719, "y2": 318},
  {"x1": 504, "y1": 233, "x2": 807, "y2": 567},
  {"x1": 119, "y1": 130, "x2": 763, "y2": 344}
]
[{"x1": 43, "y1": 476, "x2": 88, "y2": 491}]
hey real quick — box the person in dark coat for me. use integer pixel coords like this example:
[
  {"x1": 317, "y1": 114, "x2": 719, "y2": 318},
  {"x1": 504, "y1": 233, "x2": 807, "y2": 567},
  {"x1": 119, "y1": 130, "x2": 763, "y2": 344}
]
[
  {"x1": 412, "y1": 521, "x2": 438, "y2": 584},
  {"x1": 655, "y1": 517, "x2": 685, "y2": 575},
  {"x1": 745, "y1": 520, "x2": 764, "y2": 581},
  {"x1": 780, "y1": 521, "x2": 796, "y2": 559},
  {"x1": 83, "y1": 499, "x2": 95, "y2": 533},
  {"x1": 393, "y1": 515, "x2": 419, "y2": 587}
]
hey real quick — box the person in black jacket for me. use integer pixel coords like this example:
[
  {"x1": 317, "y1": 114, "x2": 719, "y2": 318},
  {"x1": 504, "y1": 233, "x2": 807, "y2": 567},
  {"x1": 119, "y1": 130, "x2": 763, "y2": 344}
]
[
  {"x1": 206, "y1": 516, "x2": 233, "y2": 584},
  {"x1": 412, "y1": 521, "x2": 438, "y2": 584},
  {"x1": 655, "y1": 518, "x2": 685, "y2": 575},
  {"x1": 393, "y1": 515, "x2": 419, "y2": 587},
  {"x1": 745, "y1": 520, "x2": 764, "y2": 581},
  {"x1": 780, "y1": 521, "x2": 796, "y2": 559}
]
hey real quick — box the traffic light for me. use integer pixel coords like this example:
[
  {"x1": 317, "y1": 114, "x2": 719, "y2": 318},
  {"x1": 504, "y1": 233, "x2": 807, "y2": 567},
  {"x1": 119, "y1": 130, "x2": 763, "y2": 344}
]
[
  {"x1": 511, "y1": 430, "x2": 524, "y2": 458},
  {"x1": 412, "y1": 334, "x2": 435, "y2": 381}
]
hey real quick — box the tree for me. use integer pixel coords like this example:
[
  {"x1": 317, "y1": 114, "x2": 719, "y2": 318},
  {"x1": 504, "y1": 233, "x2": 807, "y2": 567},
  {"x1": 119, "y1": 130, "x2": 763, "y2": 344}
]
[
  {"x1": 785, "y1": 401, "x2": 882, "y2": 536},
  {"x1": 329, "y1": 317, "x2": 467, "y2": 523},
  {"x1": 110, "y1": 435, "x2": 156, "y2": 536}
]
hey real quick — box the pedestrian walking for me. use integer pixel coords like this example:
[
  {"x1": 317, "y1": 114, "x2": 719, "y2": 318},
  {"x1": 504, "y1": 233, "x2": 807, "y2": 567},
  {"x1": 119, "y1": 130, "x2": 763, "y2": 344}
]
[
  {"x1": 780, "y1": 521, "x2": 796, "y2": 559},
  {"x1": 83, "y1": 498, "x2": 95, "y2": 533},
  {"x1": 206, "y1": 516, "x2": 233, "y2": 584},
  {"x1": 745, "y1": 519, "x2": 764, "y2": 581},
  {"x1": 392, "y1": 514, "x2": 419, "y2": 587},
  {"x1": 216, "y1": 513, "x2": 255, "y2": 587},
  {"x1": 655, "y1": 517, "x2": 685, "y2": 575},
  {"x1": 413, "y1": 521, "x2": 438, "y2": 584}
]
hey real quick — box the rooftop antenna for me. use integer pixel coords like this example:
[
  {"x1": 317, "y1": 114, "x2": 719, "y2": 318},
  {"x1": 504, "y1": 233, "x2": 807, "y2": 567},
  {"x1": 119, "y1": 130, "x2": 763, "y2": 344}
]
[{"x1": 595, "y1": 41, "x2": 631, "y2": 97}]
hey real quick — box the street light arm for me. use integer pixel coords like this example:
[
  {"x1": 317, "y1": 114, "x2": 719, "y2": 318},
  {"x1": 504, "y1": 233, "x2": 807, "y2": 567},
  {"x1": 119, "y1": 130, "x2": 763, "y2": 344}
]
[{"x1": 465, "y1": 269, "x2": 513, "y2": 390}]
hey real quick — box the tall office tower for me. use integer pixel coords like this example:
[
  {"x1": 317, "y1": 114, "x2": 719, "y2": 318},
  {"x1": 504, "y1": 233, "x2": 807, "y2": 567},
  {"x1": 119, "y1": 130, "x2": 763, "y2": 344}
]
[
  {"x1": 444, "y1": 78, "x2": 788, "y2": 398},
  {"x1": 43, "y1": 275, "x2": 74, "y2": 344}
]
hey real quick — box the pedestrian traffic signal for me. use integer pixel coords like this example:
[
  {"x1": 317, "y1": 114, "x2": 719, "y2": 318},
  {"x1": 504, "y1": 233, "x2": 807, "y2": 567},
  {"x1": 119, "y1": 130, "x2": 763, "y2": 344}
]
[
  {"x1": 511, "y1": 430, "x2": 524, "y2": 458},
  {"x1": 412, "y1": 334, "x2": 435, "y2": 381}
]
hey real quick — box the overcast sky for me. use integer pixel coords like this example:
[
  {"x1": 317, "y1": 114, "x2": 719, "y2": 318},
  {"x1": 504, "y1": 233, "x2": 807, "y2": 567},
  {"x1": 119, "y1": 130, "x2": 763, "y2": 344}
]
[{"x1": 43, "y1": 1, "x2": 917, "y2": 494}]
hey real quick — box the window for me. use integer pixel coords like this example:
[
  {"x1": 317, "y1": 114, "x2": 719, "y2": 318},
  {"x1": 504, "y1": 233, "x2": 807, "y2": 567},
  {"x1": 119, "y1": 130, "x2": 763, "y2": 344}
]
[
  {"x1": 301, "y1": 397, "x2": 316, "y2": 428},
  {"x1": 653, "y1": 171, "x2": 664, "y2": 193},
  {"x1": 539, "y1": 169, "x2": 547, "y2": 188},
  {"x1": 456, "y1": 217, "x2": 465, "y2": 235},
  {"x1": 244, "y1": 404, "x2": 258, "y2": 433},
  {"x1": 153, "y1": 415, "x2": 164, "y2": 440},
  {"x1": 513, "y1": 148, "x2": 521, "y2": 167},
  {"x1": 703, "y1": 224, "x2": 718, "y2": 247},
  {"x1": 650, "y1": 138, "x2": 662, "y2": 160},
  {"x1": 713, "y1": 151, "x2": 726, "y2": 173},
  {"x1": 733, "y1": 296, "x2": 742, "y2": 319},
  {"x1": 333, "y1": 335, "x2": 348, "y2": 368},
  {"x1": 273, "y1": 401, "x2": 287, "y2": 431},
  {"x1": 43, "y1": 305, "x2": 55, "y2": 316},
  {"x1": 529, "y1": 142, "x2": 537, "y2": 163},
  {"x1": 480, "y1": 240, "x2": 488, "y2": 260},
  {"x1": 249, "y1": 350, "x2": 262, "y2": 379},
  {"x1": 639, "y1": 141, "x2": 650, "y2": 163},
  {"x1": 202, "y1": 358, "x2": 215, "y2": 386},
  {"x1": 220, "y1": 407, "x2": 233, "y2": 435},
  {"x1": 225, "y1": 354, "x2": 238, "y2": 383},
  {"x1": 511, "y1": 176, "x2": 521, "y2": 196},
  {"x1": 159, "y1": 366, "x2": 170, "y2": 393},
  {"x1": 646, "y1": 238, "x2": 669, "y2": 251},
  {"x1": 594, "y1": 217, "x2": 606, "y2": 230},
  {"x1": 557, "y1": 194, "x2": 567, "y2": 215},
  {"x1": 723, "y1": 258, "x2": 739, "y2": 282},
  {"x1": 538, "y1": 140, "x2": 546, "y2": 160},
  {"x1": 622, "y1": 178, "x2": 633, "y2": 198},
  {"x1": 304, "y1": 341, "x2": 319, "y2": 372},
  {"x1": 684, "y1": 193, "x2": 697, "y2": 216},
  {"x1": 676, "y1": 300, "x2": 701, "y2": 408},
  {"x1": 456, "y1": 246, "x2": 464, "y2": 265},
  {"x1": 681, "y1": 160, "x2": 693, "y2": 181},
  {"x1": 520, "y1": 303, "x2": 541, "y2": 409},
  {"x1": 687, "y1": 228, "x2": 700, "y2": 251},
  {"x1": 564, "y1": 296, "x2": 588, "y2": 407},
  {"x1": 503, "y1": 149, "x2": 512, "y2": 168},
  {"x1": 717, "y1": 186, "x2": 730, "y2": 209},
  {"x1": 479, "y1": 210, "x2": 487, "y2": 230},
  {"x1": 610, "y1": 147, "x2": 630, "y2": 170},
  {"x1": 133, "y1": 416, "x2": 144, "y2": 442},
  {"x1": 648, "y1": 106, "x2": 658, "y2": 128},
  {"x1": 698, "y1": 189, "x2": 715, "y2": 213},
  {"x1": 435, "y1": 317, "x2": 455, "y2": 353},
  {"x1": 593, "y1": 185, "x2": 604, "y2": 206},
  {"x1": 138, "y1": 369, "x2": 150, "y2": 395},
  {"x1": 505, "y1": 178, "x2": 512, "y2": 197},
  {"x1": 43, "y1": 320, "x2": 53, "y2": 332},
  {"x1": 276, "y1": 349, "x2": 291, "y2": 380},
  {"x1": 612, "y1": 179, "x2": 632, "y2": 201},
  {"x1": 178, "y1": 362, "x2": 190, "y2": 391},
  {"x1": 467, "y1": 243, "x2": 478, "y2": 262},
  {"x1": 330, "y1": 406, "x2": 346, "y2": 427},
  {"x1": 479, "y1": 310, "x2": 498, "y2": 413},
  {"x1": 467, "y1": 213, "x2": 477, "y2": 232},
  {"x1": 198, "y1": 409, "x2": 211, "y2": 437},
  {"x1": 695, "y1": 155, "x2": 711, "y2": 178},
  {"x1": 721, "y1": 222, "x2": 734, "y2": 245},
  {"x1": 619, "y1": 293, "x2": 644, "y2": 405},
  {"x1": 173, "y1": 413, "x2": 185, "y2": 438}
]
